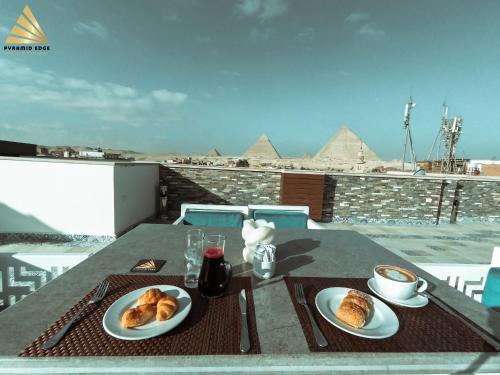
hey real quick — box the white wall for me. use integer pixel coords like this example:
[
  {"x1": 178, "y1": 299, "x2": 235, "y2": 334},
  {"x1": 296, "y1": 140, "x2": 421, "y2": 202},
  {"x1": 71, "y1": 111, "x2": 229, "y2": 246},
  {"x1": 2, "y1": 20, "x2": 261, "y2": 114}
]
[
  {"x1": 114, "y1": 164, "x2": 159, "y2": 235},
  {"x1": 0, "y1": 158, "x2": 159, "y2": 236}
]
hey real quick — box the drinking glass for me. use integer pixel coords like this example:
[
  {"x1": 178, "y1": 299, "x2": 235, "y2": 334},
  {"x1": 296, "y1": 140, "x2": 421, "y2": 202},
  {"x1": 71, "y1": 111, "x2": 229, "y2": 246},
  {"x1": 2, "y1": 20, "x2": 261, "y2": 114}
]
[
  {"x1": 198, "y1": 234, "x2": 232, "y2": 298},
  {"x1": 184, "y1": 229, "x2": 204, "y2": 288}
]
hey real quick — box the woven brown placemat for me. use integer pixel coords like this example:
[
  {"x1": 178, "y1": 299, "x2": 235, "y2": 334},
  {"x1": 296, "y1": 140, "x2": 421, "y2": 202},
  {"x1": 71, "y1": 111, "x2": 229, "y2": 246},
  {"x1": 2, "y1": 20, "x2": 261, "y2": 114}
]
[
  {"x1": 20, "y1": 275, "x2": 260, "y2": 356},
  {"x1": 285, "y1": 277, "x2": 495, "y2": 352}
]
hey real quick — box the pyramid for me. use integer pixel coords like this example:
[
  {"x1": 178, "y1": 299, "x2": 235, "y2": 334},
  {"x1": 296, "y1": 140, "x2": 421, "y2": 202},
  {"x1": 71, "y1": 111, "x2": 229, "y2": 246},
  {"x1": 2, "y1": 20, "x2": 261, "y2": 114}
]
[
  {"x1": 243, "y1": 134, "x2": 281, "y2": 159},
  {"x1": 207, "y1": 148, "x2": 221, "y2": 157},
  {"x1": 314, "y1": 126, "x2": 380, "y2": 161}
]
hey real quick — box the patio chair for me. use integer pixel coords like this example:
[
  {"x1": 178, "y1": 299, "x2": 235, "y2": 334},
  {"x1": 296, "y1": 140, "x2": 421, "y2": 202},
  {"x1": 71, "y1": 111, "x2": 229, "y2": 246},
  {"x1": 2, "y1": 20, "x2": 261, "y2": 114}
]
[
  {"x1": 172, "y1": 203, "x2": 249, "y2": 228},
  {"x1": 483, "y1": 264, "x2": 500, "y2": 308},
  {"x1": 248, "y1": 205, "x2": 324, "y2": 230}
]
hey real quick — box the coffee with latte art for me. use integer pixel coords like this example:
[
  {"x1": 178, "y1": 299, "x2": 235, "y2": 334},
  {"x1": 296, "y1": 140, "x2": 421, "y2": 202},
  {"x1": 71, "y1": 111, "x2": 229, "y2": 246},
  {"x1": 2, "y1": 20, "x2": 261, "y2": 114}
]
[{"x1": 376, "y1": 265, "x2": 416, "y2": 283}]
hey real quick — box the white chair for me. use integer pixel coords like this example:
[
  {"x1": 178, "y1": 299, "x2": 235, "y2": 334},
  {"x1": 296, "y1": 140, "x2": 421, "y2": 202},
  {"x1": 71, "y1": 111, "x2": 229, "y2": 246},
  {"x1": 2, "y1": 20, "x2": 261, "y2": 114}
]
[
  {"x1": 173, "y1": 203, "x2": 249, "y2": 227},
  {"x1": 247, "y1": 204, "x2": 325, "y2": 230}
]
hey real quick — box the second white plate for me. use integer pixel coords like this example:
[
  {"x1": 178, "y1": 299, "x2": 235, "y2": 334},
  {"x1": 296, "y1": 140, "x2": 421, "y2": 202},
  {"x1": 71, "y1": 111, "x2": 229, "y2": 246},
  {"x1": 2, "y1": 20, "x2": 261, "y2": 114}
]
[
  {"x1": 315, "y1": 287, "x2": 399, "y2": 339},
  {"x1": 102, "y1": 285, "x2": 192, "y2": 340}
]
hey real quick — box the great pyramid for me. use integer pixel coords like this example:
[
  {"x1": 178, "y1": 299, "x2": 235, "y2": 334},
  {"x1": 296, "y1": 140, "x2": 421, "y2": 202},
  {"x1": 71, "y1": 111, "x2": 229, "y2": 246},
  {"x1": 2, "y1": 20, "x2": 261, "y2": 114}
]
[
  {"x1": 243, "y1": 133, "x2": 281, "y2": 159},
  {"x1": 314, "y1": 126, "x2": 380, "y2": 161},
  {"x1": 207, "y1": 148, "x2": 221, "y2": 157}
]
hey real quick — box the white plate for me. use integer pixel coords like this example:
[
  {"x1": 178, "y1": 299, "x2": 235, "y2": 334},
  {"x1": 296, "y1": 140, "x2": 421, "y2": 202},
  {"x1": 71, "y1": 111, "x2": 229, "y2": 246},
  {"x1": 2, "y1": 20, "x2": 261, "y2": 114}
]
[
  {"x1": 315, "y1": 287, "x2": 399, "y2": 339},
  {"x1": 102, "y1": 285, "x2": 192, "y2": 340},
  {"x1": 367, "y1": 278, "x2": 429, "y2": 308}
]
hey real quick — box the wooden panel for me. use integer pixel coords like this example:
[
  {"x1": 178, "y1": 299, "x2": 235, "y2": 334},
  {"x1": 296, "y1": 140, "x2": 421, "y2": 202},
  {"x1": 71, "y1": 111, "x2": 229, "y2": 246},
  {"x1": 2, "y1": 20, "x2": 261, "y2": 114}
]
[{"x1": 280, "y1": 173, "x2": 325, "y2": 220}]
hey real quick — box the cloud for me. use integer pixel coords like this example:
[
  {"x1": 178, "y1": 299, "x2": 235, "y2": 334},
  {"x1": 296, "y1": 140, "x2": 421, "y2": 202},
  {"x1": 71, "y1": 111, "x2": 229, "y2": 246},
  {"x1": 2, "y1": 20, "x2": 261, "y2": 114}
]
[
  {"x1": 1, "y1": 121, "x2": 67, "y2": 135},
  {"x1": 0, "y1": 58, "x2": 188, "y2": 128},
  {"x1": 238, "y1": 0, "x2": 261, "y2": 16},
  {"x1": 0, "y1": 59, "x2": 55, "y2": 86},
  {"x1": 295, "y1": 27, "x2": 315, "y2": 42},
  {"x1": 152, "y1": 90, "x2": 187, "y2": 104},
  {"x1": 249, "y1": 27, "x2": 272, "y2": 41},
  {"x1": 345, "y1": 12, "x2": 370, "y2": 23},
  {"x1": 73, "y1": 21, "x2": 109, "y2": 40},
  {"x1": 236, "y1": 0, "x2": 288, "y2": 20},
  {"x1": 48, "y1": 0, "x2": 65, "y2": 12},
  {"x1": 260, "y1": 0, "x2": 288, "y2": 19},
  {"x1": 1, "y1": 122, "x2": 26, "y2": 132},
  {"x1": 108, "y1": 83, "x2": 137, "y2": 98},
  {"x1": 357, "y1": 22, "x2": 386, "y2": 40}
]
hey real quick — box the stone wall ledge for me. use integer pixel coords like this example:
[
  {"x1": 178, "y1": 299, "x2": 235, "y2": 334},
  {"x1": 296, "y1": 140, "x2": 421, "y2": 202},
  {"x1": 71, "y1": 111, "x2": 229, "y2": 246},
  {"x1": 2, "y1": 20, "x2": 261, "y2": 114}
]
[{"x1": 164, "y1": 164, "x2": 500, "y2": 182}]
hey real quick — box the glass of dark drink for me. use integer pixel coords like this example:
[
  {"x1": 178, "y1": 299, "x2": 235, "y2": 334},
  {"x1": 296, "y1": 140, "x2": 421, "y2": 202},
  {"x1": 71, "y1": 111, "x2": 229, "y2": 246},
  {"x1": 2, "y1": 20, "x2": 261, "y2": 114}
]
[{"x1": 198, "y1": 235, "x2": 232, "y2": 298}]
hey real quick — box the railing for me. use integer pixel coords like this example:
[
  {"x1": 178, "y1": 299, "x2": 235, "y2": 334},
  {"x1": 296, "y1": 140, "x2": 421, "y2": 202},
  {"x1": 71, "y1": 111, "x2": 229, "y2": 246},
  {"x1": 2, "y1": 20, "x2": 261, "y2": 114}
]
[
  {"x1": 416, "y1": 247, "x2": 500, "y2": 302},
  {"x1": 0, "y1": 253, "x2": 90, "y2": 311}
]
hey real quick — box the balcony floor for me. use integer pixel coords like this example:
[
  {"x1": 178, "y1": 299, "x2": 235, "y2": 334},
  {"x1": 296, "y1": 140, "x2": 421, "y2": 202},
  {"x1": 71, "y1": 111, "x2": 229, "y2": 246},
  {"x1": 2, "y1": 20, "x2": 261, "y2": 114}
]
[{"x1": 324, "y1": 222, "x2": 500, "y2": 264}]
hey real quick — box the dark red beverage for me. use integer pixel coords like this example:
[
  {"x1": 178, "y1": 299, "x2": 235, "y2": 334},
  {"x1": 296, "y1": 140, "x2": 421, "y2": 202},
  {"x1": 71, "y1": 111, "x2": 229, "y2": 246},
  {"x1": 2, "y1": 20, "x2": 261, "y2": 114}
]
[{"x1": 198, "y1": 247, "x2": 232, "y2": 298}]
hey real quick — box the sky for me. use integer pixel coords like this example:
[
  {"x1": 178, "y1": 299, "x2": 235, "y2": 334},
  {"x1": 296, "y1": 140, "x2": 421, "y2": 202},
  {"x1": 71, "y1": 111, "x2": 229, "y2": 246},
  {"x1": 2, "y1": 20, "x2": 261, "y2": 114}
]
[{"x1": 0, "y1": 0, "x2": 499, "y2": 160}]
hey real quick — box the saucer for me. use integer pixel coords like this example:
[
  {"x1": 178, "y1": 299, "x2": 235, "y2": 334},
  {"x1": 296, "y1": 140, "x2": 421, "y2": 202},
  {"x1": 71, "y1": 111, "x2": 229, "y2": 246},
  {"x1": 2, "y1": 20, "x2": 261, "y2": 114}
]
[{"x1": 367, "y1": 278, "x2": 429, "y2": 308}]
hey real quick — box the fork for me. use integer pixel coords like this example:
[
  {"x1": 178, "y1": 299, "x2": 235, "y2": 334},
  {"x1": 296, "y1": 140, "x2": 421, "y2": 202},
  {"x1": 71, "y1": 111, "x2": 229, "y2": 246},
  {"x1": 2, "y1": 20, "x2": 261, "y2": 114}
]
[
  {"x1": 42, "y1": 280, "x2": 110, "y2": 350},
  {"x1": 294, "y1": 283, "x2": 328, "y2": 348}
]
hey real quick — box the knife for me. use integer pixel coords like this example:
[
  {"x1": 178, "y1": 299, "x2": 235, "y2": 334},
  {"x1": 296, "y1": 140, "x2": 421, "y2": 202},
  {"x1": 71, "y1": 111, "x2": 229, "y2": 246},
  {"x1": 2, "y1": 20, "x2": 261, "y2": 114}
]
[{"x1": 239, "y1": 289, "x2": 251, "y2": 353}]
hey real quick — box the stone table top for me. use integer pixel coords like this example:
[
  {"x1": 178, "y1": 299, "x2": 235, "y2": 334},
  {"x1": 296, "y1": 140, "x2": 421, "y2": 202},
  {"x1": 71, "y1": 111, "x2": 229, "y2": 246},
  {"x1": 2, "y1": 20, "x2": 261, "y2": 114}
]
[{"x1": 0, "y1": 224, "x2": 499, "y2": 374}]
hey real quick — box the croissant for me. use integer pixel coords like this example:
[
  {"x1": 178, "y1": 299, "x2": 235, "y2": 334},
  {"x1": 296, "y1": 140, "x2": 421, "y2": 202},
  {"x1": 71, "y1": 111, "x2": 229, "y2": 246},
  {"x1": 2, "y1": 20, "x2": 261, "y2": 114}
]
[
  {"x1": 156, "y1": 295, "x2": 178, "y2": 321},
  {"x1": 336, "y1": 290, "x2": 372, "y2": 328},
  {"x1": 121, "y1": 304, "x2": 155, "y2": 328},
  {"x1": 137, "y1": 288, "x2": 166, "y2": 305}
]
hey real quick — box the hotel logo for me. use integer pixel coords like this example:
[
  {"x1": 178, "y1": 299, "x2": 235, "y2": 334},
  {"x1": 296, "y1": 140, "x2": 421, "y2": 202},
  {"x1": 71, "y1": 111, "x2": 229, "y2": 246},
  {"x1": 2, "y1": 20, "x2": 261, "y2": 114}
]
[{"x1": 4, "y1": 5, "x2": 50, "y2": 51}]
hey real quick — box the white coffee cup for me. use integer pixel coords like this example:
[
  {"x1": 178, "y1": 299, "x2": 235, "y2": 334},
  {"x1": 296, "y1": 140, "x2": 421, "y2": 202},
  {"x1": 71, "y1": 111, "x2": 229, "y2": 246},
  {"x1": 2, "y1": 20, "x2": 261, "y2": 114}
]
[{"x1": 374, "y1": 265, "x2": 428, "y2": 301}]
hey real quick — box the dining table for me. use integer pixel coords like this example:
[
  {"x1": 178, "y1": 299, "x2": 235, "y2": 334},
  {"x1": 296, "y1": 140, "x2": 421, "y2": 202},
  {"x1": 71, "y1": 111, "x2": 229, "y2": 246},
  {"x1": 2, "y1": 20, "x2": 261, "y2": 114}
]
[{"x1": 0, "y1": 224, "x2": 499, "y2": 374}]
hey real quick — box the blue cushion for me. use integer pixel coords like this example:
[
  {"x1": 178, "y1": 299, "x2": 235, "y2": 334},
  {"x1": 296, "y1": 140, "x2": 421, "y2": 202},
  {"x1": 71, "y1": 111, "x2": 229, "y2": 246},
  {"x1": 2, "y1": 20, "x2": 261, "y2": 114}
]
[
  {"x1": 184, "y1": 210, "x2": 243, "y2": 228},
  {"x1": 252, "y1": 209, "x2": 308, "y2": 229},
  {"x1": 483, "y1": 267, "x2": 500, "y2": 308}
]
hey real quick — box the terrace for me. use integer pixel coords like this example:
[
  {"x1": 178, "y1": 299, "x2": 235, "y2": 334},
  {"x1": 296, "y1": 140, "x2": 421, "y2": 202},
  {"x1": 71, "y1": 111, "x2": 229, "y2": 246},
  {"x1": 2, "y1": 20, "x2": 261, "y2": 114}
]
[{"x1": 0, "y1": 156, "x2": 499, "y2": 373}]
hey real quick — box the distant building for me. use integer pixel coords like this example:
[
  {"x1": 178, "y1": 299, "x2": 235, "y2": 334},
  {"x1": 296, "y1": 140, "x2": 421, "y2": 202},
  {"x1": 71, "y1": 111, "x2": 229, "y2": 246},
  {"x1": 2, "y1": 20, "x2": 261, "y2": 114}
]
[
  {"x1": 38, "y1": 146, "x2": 49, "y2": 156},
  {"x1": 355, "y1": 144, "x2": 367, "y2": 172},
  {"x1": 79, "y1": 150, "x2": 105, "y2": 159},
  {"x1": 467, "y1": 160, "x2": 500, "y2": 176},
  {"x1": 103, "y1": 153, "x2": 122, "y2": 160},
  {"x1": 0, "y1": 140, "x2": 37, "y2": 157},
  {"x1": 50, "y1": 150, "x2": 64, "y2": 158}
]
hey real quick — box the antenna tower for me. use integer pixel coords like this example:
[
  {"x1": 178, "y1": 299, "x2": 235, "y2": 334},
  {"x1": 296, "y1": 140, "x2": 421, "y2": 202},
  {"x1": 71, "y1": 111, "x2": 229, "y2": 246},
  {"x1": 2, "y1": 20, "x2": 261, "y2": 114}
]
[
  {"x1": 402, "y1": 97, "x2": 417, "y2": 171},
  {"x1": 427, "y1": 102, "x2": 463, "y2": 173}
]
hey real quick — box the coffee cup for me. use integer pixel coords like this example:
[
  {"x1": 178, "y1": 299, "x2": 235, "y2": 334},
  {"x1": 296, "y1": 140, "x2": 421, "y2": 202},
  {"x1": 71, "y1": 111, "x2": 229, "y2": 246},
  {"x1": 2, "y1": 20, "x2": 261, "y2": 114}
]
[{"x1": 374, "y1": 265, "x2": 427, "y2": 301}]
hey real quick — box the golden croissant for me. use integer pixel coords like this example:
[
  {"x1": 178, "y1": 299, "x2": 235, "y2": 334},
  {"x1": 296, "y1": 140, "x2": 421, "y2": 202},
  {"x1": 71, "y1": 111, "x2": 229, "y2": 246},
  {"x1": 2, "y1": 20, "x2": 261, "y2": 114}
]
[
  {"x1": 156, "y1": 295, "x2": 179, "y2": 321},
  {"x1": 336, "y1": 290, "x2": 373, "y2": 328},
  {"x1": 137, "y1": 288, "x2": 165, "y2": 305},
  {"x1": 121, "y1": 304, "x2": 155, "y2": 328}
]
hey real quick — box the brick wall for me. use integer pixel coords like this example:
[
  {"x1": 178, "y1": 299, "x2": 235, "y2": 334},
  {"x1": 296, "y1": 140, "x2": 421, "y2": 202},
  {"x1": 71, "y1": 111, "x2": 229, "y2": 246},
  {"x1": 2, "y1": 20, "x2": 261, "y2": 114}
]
[
  {"x1": 160, "y1": 165, "x2": 500, "y2": 224},
  {"x1": 456, "y1": 180, "x2": 500, "y2": 222},
  {"x1": 325, "y1": 175, "x2": 444, "y2": 224},
  {"x1": 160, "y1": 165, "x2": 281, "y2": 218}
]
